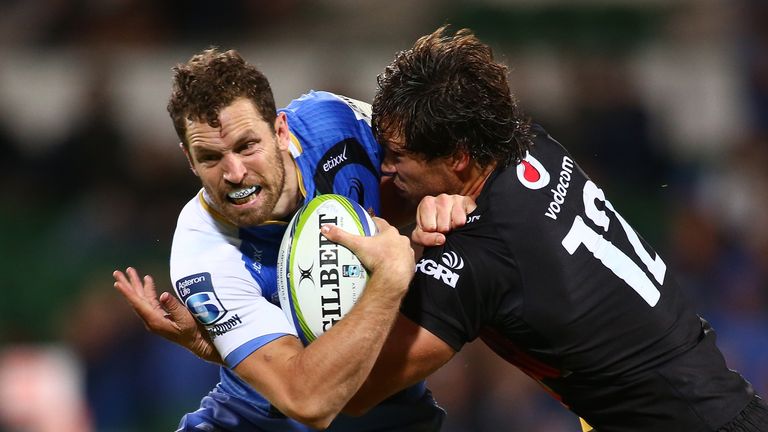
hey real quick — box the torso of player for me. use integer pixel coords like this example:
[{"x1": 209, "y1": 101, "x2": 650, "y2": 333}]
[
  {"x1": 407, "y1": 124, "x2": 753, "y2": 430},
  {"x1": 470, "y1": 126, "x2": 701, "y2": 378},
  {"x1": 169, "y1": 91, "x2": 382, "y2": 409}
]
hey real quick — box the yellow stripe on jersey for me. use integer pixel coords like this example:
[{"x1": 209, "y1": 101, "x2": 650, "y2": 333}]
[
  {"x1": 288, "y1": 131, "x2": 303, "y2": 156},
  {"x1": 580, "y1": 417, "x2": 594, "y2": 431},
  {"x1": 198, "y1": 190, "x2": 233, "y2": 226},
  {"x1": 288, "y1": 132, "x2": 307, "y2": 199}
]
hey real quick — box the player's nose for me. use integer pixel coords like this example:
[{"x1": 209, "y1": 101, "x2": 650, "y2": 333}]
[
  {"x1": 380, "y1": 155, "x2": 397, "y2": 176},
  {"x1": 222, "y1": 154, "x2": 247, "y2": 184}
]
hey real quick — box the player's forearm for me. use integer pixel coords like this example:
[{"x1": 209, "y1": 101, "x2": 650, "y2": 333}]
[
  {"x1": 343, "y1": 313, "x2": 457, "y2": 416},
  {"x1": 342, "y1": 361, "x2": 416, "y2": 416},
  {"x1": 291, "y1": 289, "x2": 403, "y2": 423},
  {"x1": 341, "y1": 326, "x2": 416, "y2": 416},
  {"x1": 237, "y1": 276, "x2": 406, "y2": 429}
]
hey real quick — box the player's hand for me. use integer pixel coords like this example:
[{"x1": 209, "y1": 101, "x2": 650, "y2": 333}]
[
  {"x1": 112, "y1": 267, "x2": 223, "y2": 365},
  {"x1": 412, "y1": 194, "x2": 477, "y2": 246},
  {"x1": 321, "y1": 217, "x2": 415, "y2": 299}
]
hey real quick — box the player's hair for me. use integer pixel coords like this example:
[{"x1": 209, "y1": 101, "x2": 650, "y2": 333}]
[
  {"x1": 372, "y1": 25, "x2": 531, "y2": 168},
  {"x1": 168, "y1": 48, "x2": 277, "y2": 148}
]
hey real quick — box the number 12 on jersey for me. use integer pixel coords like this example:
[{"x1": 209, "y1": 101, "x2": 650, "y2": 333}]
[{"x1": 561, "y1": 180, "x2": 665, "y2": 306}]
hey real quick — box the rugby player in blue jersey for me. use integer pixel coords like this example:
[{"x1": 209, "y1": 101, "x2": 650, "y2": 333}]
[{"x1": 113, "y1": 48, "x2": 453, "y2": 431}]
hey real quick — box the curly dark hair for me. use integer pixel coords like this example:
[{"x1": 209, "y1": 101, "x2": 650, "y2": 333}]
[
  {"x1": 372, "y1": 26, "x2": 531, "y2": 168},
  {"x1": 167, "y1": 48, "x2": 277, "y2": 148}
]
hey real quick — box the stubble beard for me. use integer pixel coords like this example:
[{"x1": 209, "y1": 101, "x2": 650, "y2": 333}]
[{"x1": 212, "y1": 151, "x2": 286, "y2": 227}]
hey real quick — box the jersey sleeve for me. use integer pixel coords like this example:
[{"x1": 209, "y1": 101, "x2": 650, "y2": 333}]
[
  {"x1": 170, "y1": 199, "x2": 297, "y2": 369},
  {"x1": 172, "y1": 260, "x2": 297, "y2": 368},
  {"x1": 400, "y1": 239, "x2": 488, "y2": 352}
]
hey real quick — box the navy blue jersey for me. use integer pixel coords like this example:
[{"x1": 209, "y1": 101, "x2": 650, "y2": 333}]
[{"x1": 401, "y1": 125, "x2": 755, "y2": 431}]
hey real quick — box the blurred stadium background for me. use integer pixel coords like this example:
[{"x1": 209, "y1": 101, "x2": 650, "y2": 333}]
[{"x1": 1, "y1": 0, "x2": 767, "y2": 431}]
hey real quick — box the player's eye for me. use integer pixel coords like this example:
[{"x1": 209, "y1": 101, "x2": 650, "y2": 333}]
[
  {"x1": 196, "y1": 153, "x2": 220, "y2": 164},
  {"x1": 238, "y1": 140, "x2": 259, "y2": 155},
  {"x1": 387, "y1": 148, "x2": 405, "y2": 160}
]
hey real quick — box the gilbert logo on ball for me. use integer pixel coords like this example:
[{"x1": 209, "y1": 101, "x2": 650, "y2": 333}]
[{"x1": 277, "y1": 194, "x2": 377, "y2": 345}]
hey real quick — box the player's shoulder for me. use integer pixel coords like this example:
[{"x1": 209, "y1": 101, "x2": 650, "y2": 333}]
[
  {"x1": 416, "y1": 218, "x2": 502, "y2": 287},
  {"x1": 287, "y1": 90, "x2": 370, "y2": 113},
  {"x1": 171, "y1": 191, "x2": 242, "y2": 273},
  {"x1": 526, "y1": 123, "x2": 575, "y2": 170},
  {"x1": 282, "y1": 91, "x2": 371, "y2": 123},
  {"x1": 175, "y1": 190, "x2": 206, "y2": 226},
  {"x1": 174, "y1": 190, "x2": 237, "y2": 240},
  {"x1": 484, "y1": 124, "x2": 582, "y2": 215}
]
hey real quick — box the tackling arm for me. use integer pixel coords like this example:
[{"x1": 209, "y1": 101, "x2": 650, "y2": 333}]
[
  {"x1": 343, "y1": 313, "x2": 456, "y2": 416},
  {"x1": 380, "y1": 177, "x2": 477, "y2": 248}
]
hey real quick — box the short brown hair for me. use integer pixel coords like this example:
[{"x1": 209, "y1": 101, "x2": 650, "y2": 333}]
[
  {"x1": 167, "y1": 48, "x2": 277, "y2": 148},
  {"x1": 373, "y1": 26, "x2": 531, "y2": 168}
]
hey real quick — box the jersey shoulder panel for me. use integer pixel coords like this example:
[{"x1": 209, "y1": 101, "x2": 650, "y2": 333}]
[
  {"x1": 282, "y1": 90, "x2": 372, "y2": 127},
  {"x1": 282, "y1": 91, "x2": 382, "y2": 214},
  {"x1": 280, "y1": 91, "x2": 376, "y2": 156}
]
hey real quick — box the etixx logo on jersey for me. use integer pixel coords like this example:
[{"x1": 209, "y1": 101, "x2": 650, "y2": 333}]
[
  {"x1": 323, "y1": 145, "x2": 348, "y2": 172},
  {"x1": 517, "y1": 151, "x2": 550, "y2": 190},
  {"x1": 176, "y1": 272, "x2": 227, "y2": 325},
  {"x1": 415, "y1": 250, "x2": 465, "y2": 288}
]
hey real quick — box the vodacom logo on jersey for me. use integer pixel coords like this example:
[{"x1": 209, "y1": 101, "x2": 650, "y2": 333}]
[{"x1": 517, "y1": 151, "x2": 550, "y2": 190}]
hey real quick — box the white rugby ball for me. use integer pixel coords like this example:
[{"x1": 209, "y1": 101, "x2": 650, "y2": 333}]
[{"x1": 277, "y1": 194, "x2": 377, "y2": 345}]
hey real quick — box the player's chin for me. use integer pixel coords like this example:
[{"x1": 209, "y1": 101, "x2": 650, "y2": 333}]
[
  {"x1": 229, "y1": 210, "x2": 270, "y2": 227},
  {"x1": 399, "y1": 189, "x2": 422, "y2": 205},
  {"x1": 221, "y1": 200, "x2": 269, "y2": 226},
  {"x1": 392, "y1": 183, "x2": 418, "y2": 204}
]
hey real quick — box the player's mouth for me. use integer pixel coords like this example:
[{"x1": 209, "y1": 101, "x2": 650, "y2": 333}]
[
  {"x1": 227, "y1": 185, "x2": 262, "y2": 205},
  {"x1": 392, "y1": 178, "x2": 407, "y2": 194}
]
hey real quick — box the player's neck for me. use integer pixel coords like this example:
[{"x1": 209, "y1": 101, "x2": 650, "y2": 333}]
[
  {"x1": 461, "y1": 162, "x2": 496, "y2": 200},
  {"x1": 272, "y1": 151, "x2": 304, "y2": 221}
]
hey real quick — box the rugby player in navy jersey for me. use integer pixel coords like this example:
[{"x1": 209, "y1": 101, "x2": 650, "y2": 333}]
[
  {"x1": 113, "y1": 48, "x2": 452, "y2": 431},
  {"x1": 322, "y1": 26, "x2": 767, "y2": 432}
]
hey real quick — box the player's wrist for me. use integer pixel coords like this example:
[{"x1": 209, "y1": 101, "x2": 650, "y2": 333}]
[{"x1": 361, "y1": 275, "x2": 411, "y2": 306}]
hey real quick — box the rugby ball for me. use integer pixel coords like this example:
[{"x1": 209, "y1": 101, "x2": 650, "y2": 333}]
[{"x1": 277, "y1": 194, "x2": 377, "y2": 345}]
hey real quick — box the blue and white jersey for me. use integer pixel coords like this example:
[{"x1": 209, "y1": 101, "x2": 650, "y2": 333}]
[
  {"x1": 171, "y1": 90, "x2": 382, "y2": 365},
  {"x1": 284, "y1": 91, "x2": 382, "y2": 212},
  {"x1": 170, "y1": 92, "x2": 442, "y2": 432}
]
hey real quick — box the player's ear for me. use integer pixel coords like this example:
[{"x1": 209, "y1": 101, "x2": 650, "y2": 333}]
[
  {"x1": 275, "y1": 112, "x2": 290, "y2": 151},
  {"x1": 180, "y1": 142, "x2": 199, "y2": 176}
]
